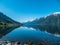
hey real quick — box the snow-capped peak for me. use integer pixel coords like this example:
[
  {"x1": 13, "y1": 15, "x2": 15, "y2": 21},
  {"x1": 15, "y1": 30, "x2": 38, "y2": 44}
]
[{"x1": 52, "y1": 12, "x2": 60, "y2": 15}]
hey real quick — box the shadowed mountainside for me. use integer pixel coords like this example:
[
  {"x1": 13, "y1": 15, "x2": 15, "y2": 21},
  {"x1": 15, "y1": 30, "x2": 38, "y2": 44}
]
[
  {"x1": 23, "y1": 12, "x2": 60, "y2": 34},
  {"x1": 0, "y1": 12, "x2": 22, "y2": 38}
]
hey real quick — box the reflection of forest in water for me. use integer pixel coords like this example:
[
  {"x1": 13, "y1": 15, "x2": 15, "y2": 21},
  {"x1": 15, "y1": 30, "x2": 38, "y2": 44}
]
[
  {"x1": 24, "y1": 24, "x2": 60, "y2": 34},
  {"x1": 0, "y1": 20, "x2": 60, "y2": 45},
  {"x1": 0, "y1": 26, "x2": 60, "y2": 45},
  {"x1": 0, "y1": 24, "x2": 20, "y2": 38}
]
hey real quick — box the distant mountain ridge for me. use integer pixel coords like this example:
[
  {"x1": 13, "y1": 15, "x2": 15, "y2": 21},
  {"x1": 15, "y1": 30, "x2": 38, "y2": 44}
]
[{"x1": 23, "y1": 12, "x2": 60, "y2": 34}]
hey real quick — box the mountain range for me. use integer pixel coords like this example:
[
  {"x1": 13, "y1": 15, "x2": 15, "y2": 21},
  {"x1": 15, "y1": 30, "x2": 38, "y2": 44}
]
[{"x1": 23, "y1": 12, "x2": 60, "y2": 34}]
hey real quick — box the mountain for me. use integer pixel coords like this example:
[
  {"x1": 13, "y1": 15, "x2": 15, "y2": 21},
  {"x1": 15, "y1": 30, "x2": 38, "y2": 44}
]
[
  {"x1": 0, "y1": 12, "x2": 22, "y2": 37},
  {"x1": 23, "y1": 12, "x2": 60, "y2": 34},
  {"x1": 23, "y1": 17, "x2": 45, "y2": 26},
  {"x1": 0, "y1": 12, "x2": 22, "y2": 27}
]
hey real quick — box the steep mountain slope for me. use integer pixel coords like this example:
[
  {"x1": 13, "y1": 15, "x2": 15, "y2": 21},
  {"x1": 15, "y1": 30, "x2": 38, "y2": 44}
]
[
  {"x1": 0, "y1": 12, "x2": 22, "y2": 37},
  {"x1": 23, "y1": 12, "x2": 60, "y2": 34},
  {"x1": 0, "y1": 12, "x2": 22, "y2": 27}
]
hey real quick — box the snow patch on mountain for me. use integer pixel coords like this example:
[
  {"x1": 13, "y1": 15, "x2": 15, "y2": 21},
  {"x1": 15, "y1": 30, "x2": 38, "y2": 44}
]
[{"x1": 52, "y1": 12, "x2": 60, "y2": 16}]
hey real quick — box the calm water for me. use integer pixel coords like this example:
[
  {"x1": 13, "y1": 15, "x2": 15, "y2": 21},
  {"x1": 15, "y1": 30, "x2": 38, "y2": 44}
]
[{"x1": 0, "y1": 27, "x2": 60, "y2": 44}]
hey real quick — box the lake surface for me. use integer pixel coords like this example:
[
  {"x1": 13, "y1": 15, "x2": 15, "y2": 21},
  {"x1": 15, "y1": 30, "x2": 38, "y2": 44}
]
[{"x1": 0, "y1": 26, "x2": 60, "y2": 45}]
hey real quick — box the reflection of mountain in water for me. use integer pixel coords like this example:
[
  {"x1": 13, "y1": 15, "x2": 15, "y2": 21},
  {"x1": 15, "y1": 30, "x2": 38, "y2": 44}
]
[
  {"x1": 0, "y1": 25, "x2": 22, "y2": 38},
  {"x1": 0, "y1": 12, "x2": 60, "y2": 45},
  {"x1": 23, "y1": 12, "x2": 60, "y2": 34},
  {"x1": 1, "y1": 27, "x2": 60, "y2": 45},
  {"x1": 0, "y1": 12, "x2": 22, "y2": 38}
]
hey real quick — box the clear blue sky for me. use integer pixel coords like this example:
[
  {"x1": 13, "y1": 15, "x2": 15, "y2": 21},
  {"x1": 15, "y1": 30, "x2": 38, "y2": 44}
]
[{"x1": 0, "y1": 0, "x2": 60, "y2": 22}]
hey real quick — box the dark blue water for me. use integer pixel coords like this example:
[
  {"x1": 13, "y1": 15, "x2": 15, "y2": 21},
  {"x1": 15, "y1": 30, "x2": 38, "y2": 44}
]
[{"x1": 0, "y1": 27, "x2": 60, "y2": 45}]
